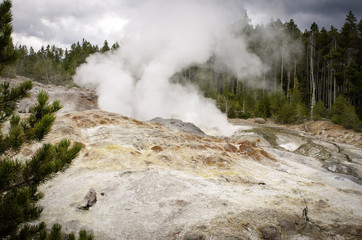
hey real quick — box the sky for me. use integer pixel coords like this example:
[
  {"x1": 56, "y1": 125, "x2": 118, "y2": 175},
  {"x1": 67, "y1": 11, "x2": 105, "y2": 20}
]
[{"x1": 10, "y1": 0, "x2": 361, "y2": 50}]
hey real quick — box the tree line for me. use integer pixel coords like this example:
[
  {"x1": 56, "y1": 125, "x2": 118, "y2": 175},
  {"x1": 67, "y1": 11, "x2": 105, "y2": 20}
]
[
  {"x1": 1, "y1": 39, "x2": 119, "y2": 86},
  {"x1": 1, "y1": 10, "x2": 361, "y2": 130},
  {"x1": 176, "y1": 11, "x2": 362, "y2": 130}
]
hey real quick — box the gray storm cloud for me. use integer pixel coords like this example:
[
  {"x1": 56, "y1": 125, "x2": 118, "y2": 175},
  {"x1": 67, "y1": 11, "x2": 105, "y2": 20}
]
[{"x1": 74, "y1": 0, "x2": 263, "y2": 136}]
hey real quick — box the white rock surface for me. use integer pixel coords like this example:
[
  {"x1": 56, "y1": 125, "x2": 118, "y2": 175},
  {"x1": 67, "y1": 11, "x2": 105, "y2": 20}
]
[
  {"x1": 31, "y1": 110, "x2": 362, "y2": 239},
  {"x1": 5, "y1": 77, "x2": 362, "y2": 239}
]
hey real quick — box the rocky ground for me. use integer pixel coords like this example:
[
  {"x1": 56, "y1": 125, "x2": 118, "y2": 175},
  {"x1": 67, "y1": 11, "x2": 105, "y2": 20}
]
[
  {"x1": 229, "y1": 118, "x2": 362, "y2": 147},
  {"x1": 3, "y1": 77, "x2": 362, "y2": 239},
  {"x1": 2, "y1": 76, "x2": 98, "y2": 114}
]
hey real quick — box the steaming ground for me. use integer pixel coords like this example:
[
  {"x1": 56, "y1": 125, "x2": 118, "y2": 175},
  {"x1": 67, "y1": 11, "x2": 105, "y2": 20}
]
[
  {"x1": 34, "y1": 109, "x2": 362, "y2": 240},
  {"x1": 74, "y1": 0, "x2": 263, "y2": 136},
  {"x1": 8, "y1": 77, "x2": 361, "y2": 239}
]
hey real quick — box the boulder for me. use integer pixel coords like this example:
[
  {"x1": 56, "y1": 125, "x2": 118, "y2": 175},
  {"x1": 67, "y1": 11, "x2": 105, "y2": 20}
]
[
  {"x1": 149, "y1": 117, "x2": 206, "y2": 136},
  {"x1": 254, "y1": 118, "x2": 266, "y2": 124},
  {"x1": 78, "y1": 188, "x2": 97, "y2": 210}
]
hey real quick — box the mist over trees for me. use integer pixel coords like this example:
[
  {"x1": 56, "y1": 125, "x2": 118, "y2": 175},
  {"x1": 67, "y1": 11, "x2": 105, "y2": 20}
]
[
  {"x1": 177, "y1": 11, "x2": 361, "y2": 130},
  {"x1": 1, "y1": 11, "x2": 361, "y2": 130}
]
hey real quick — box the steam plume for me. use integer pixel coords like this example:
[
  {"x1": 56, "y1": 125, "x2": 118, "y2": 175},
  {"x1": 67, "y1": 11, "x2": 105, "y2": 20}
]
[{"x1": 74, "y1": 0, "x2": 263, "y2": 136}]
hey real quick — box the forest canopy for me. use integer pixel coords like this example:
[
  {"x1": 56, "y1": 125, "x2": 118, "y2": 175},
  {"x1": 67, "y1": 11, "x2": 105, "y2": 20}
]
[{"x1": 1, "y1": 11, "x2": 361, "y2": 130}]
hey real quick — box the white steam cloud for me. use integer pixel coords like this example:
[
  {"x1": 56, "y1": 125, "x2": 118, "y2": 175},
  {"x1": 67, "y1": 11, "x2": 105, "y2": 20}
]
[{"x1": 74, "y1": 0, "x2": 263, "y2": 136}]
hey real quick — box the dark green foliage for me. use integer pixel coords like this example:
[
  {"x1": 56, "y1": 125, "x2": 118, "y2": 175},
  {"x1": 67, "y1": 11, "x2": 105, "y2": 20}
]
[
  {"x1": 331, "y1": 95, "x2": 361, "y2": 131},
  {"x1": 0, "y1": 2, "x2": 90, "y2": 239},
  {"x1": 28, "y1": 90, "x2": 62, "y2": 127},
  {"x1": 313, "y1": 100, "x2": 327, "y2": 120},
  {"x1": 10, "y1": 222, "x2": 92, "y2": 240},
  {"x1": 47, "y1": 223, "x2": 62, "y2": 240},
  {"x1": 67, "y1": 233, "x2": 76, "y2": 240},
  {"x1": 293, "y1": 102, "x2": 308, "y2": 123},
  {"x1": 342, "y1": 105, "x2": 361, "y2": 131},
  {"x1": 275, "y1": 101, "x2": 294, "y2": 124},
  {"x1": 269, "y1": 93, "x2": 285, "y2": 118},
  {"x1": 0, "y1": 186, "x2": 44, "y2": 237},
  {"x1": 0, "y1": 158, "x2": 22, "y2": 190},
  {"x1": 100, "y1": 40, "x2": 110, "y2": 53},
  {"x1": 78, "y1": 230, "x2": 94, "y2": 240},
  {"x1": 0, "y1": 82, "x2": 84, "y2": 239},
  {"x1": 0, "y1": 89, "x2": 62, "y2": 155},
  {"x1": 9, "y1": 39, "x2": 119, "y2": 85},
  {"x1": 273, "y1": 99, "x2": 307, "y2": 124},
  {"x1": 13, "y1": 222, "x2": 46, "y2": 240},
  {"x1": 254, "y1": 94, "x2": 270, "y2": 119},
  {"x1": 175, "y1": 10, "x2": 361, "y2": 127},
  {"x1": 0, "y1": 0, "x2": 19, "y2": 73},
  {"x1": 330, "y1": 95, "x2": 347, "y2": 124},
  {"x1": 23, "y1": 140, "x2": 83, "y2": 184},
  {"x1": 3, "y1": 7, "x2": 362, "y2": 128},
  {"x1": 0, "y1": 80, "x2": 33, "y2": 122}
]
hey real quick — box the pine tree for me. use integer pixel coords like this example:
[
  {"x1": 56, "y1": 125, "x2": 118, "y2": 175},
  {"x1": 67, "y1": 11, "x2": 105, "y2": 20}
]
[
  {"x1": 0, "y1": 1, "x2": 91, "y2": 238},
  {"x1": 313, "y1": 100, "x2": 327, "y2": 120},
  {"x1": 0, "y1": 0, "x2": 19, "y2": 73},
  {"x1": 100, "y1": 40, "x2": 110, "y2": 53},
  {"x1": 0, "y1": 82, "x2": 85, "y2": 239},
  {"x1": 330, "y1": 95, "x2": 361, "y2": 131}
]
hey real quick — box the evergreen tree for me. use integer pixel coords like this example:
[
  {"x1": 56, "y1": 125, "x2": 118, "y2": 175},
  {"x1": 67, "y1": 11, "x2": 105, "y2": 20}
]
[
  {"x1": 0, "y1": 1, "x2": 91, "y2": 238},
  {"x1": 100, "y1": 40, "x2": 110, "y2": 53},
  {"x1": 330, "y1": 95, "x2": 361, "y2": 131},
  {"x1": 111, "y1": 42, "x2": 120, "y2": 51},
  {"x1": 0, "y1": 0, "x2": 18, "y2": 73},
  {"x1": 0, "y1": 82, "x2": 84, "y2": 239},
  {"x1": 313, "y1": 100, "x2": 327, "y2": 120}
]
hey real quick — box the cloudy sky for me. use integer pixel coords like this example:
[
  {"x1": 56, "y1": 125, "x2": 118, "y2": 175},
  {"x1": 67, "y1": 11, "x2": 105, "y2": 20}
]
[{"x1": 11, "y1": 0, "x2": 361, "y2": 50}]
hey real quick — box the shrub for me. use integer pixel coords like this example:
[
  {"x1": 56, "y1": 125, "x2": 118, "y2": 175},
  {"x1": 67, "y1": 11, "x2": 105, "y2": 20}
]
[
  {"x1": 331, "y1": 95, "x2": 361, "y2": 131},
  {"x1": 330, "y1": 95, "x2": 347, "y2": 125},
  {"x1": 313, "y1": 100, "x2": 327, "y2": 120}
]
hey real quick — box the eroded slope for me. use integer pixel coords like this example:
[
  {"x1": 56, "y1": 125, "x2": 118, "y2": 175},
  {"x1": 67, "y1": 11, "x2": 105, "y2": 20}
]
[{"x1": 23, "y1": 110, "x2": 362, "y2": 240}]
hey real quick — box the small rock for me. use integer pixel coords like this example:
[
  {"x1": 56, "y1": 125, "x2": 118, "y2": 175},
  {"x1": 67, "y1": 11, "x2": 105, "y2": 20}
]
[
  {"x1": 18, "y1": 99, "x2": 33, "y2": 113},
  {"x1": 78, "y1": 188, "x2": 97, "y2": 210},
  {"x1": 151, "y1": 146, "x2": 163, "y2": 153},
  {"x1": 254, "y1": 118, "x2": 266, "y2": 124}
]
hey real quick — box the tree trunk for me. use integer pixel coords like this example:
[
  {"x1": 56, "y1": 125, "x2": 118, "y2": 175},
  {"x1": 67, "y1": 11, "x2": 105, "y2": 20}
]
[
  {"x1": 274, "y1": 66, "x2": 277, "y2": 92},
  {"x1": 280, "y1": 41, "x2": 284, "y2": 91},
  {"x1": 223, "y1": 95, "x2": 229, "y2": 115},
  {"x1": 333, "y1": 73, "x2": 336, "y2": 103},
  {"x1": 287, "y1": 71, "x2": 291, "y2": 103},
  {"x1": 293, "y1": 60, "x2": 297, "y2": 88},
  {"x1": 328, "y1": 66, "x2": 332, "y2": 111},
  {"x1": 310, "y1": 34, "x2": 316, "y2": 120}
]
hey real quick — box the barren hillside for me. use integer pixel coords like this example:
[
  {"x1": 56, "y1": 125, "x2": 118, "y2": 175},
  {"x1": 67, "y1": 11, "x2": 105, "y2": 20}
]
[{"x1": 3, "y1": 77, "x2": 362, "y2": 239}]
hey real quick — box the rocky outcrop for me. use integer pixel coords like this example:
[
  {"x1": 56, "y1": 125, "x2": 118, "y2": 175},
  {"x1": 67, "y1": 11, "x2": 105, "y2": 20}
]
[
  {"x1": 2, "y1": 76, "x2": 98, "y2": 114},
  {"x1": 5, "y1": 77, "x2": 361, "y2": 239},
  {"x1": 148, "y1": 117, "x2": 206, "y2": 136},
  {"x1": 30, "y1": 109, "x2": 362, "y2": 240}
]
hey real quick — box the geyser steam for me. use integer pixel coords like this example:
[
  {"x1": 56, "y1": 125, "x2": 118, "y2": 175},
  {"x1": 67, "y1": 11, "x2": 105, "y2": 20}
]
[{"x1": 74, "y1": 0, "x2": 263, "y2": 136}]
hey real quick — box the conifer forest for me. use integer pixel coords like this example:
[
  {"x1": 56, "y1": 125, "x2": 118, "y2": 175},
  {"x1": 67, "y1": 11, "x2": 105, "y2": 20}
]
[{"x1": 1, "y1": 11, "x2": 361, "y2": 130}]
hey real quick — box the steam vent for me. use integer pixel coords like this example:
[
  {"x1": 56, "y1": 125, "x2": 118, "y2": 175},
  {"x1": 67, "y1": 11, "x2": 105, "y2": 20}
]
[{"x1": 11, "y1": 78, "x2": 362, "y2": 239}]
